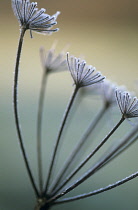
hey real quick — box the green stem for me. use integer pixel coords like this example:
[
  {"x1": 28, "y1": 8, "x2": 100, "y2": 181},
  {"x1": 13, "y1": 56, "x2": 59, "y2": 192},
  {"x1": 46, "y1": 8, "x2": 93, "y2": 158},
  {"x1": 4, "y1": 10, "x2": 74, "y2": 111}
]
[
  {"x1": 44, "y1": 86, "x2": 79, "y2": 194},
  {"x1": 13, "y1": 28, "x2": 39, "y2": 197}
]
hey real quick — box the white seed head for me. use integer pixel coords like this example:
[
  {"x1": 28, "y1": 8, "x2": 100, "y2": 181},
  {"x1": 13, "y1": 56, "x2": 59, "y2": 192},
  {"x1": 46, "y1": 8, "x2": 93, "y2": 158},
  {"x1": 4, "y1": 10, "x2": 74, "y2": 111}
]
[
  {"x1": 101, "y1": 80, "x2": 117, "y2": 106},
  {"x1": 115, "y1": 89, "x2": 138, "y2": 118},
  {"x1": 101, "y1": 80, "x2": 126, "y2": 107},
  {"x1": 40, "y1": 43, "x2": 68, "y2": 73},
  {"x1": 12, "y1": 0, "x2": 60, "y2": 35},
  {"x1": 67, "y1": 53, "x2": 105, "y2": 88}
]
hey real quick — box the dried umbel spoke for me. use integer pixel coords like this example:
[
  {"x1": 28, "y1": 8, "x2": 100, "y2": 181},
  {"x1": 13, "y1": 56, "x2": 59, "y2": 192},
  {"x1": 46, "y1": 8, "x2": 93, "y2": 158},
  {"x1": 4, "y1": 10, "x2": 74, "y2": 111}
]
[
  {"x1": 12, "y1": 0, "x2": 60, "y2": 35},
  {"x1": 94, "y1": 123, "x2": 138, "y2": 173},
  {"x1": 115, "y1": 89, "x2": 138, "y2": 118},
  {"x1": 54, "y1": 171, "x2": 138, "y2": 204},
  {"x1": 67, "y1": 53, "x2": 105, "y2": 88}
]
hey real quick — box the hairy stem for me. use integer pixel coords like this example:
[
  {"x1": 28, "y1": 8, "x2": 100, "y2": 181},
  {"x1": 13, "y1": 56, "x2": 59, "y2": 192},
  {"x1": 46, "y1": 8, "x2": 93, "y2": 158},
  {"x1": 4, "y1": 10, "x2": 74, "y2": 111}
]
[
  {"x1": 49, "y1": 116, "x2": 125, "y2": 200},
  {"x1": 37, "y1": 69, "x2": 48, "y2": 194},
  {"x1": 13, "y1": 28, "x2": 39, "y2": 197},
  {"x1": 44, "y1": 86, "x2": 79, "y2": 194},
  {"x1": 50, "y1": 104, "x2": 108, "y2": 193}
]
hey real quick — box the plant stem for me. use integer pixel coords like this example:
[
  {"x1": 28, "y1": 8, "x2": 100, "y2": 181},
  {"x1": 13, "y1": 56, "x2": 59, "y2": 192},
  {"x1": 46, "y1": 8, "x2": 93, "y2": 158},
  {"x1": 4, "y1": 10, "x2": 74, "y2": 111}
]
[
  {"x1": 13, "y1": 28, "x2": 39, "y2": 197},
  {"x1": 54, "y1": 171, "x2": 138, "y2": 204},
  {"x1": 49, "y1": 116, "x2": 125, "y2": 200},
  {"x1": 49, "y1": 104, "x2": 108, "y2": 193},
  {"x1": 93, "y1": 124, "x2": 138, "y2": 172},
  {"x1": 44, "y1": 86, "x2": 79, "y2": 194},
  {"x1": 37, "y1": 69, "x2": 48, "y2": 194}
]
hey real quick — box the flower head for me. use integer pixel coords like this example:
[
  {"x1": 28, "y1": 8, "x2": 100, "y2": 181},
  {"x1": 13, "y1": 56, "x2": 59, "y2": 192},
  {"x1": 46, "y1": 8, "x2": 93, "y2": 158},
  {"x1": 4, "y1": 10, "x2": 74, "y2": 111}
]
[
  {"x1": 115, "y1": 89, "x2": 138, "y2": 118},
  {"x1": 12, "y1": 0, "x2": 60, "y2": 36},
  {"x1": 67, "y1": 53, "x2": 105, "y2": 88},
  {"x1": 101, "y1": 80, "x2": 117, "y2": 106},
  {"x1": 40, "y1": 43, "x2": 68, "y2": 73},
  {"x1": 101, "y1": 80, "x2": 126, "y2": 107}
]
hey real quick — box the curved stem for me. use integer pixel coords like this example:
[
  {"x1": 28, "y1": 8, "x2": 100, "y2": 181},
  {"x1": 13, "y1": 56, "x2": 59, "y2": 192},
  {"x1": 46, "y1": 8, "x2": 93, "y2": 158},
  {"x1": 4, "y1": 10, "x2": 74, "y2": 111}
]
[
  {"x1": 54, "y1": 171, "x2": 138, "y2": 204},
  {"x1": 49, "y1": 104, "x2": 108, "y2": 192},
  {"x1": 44, "y1": 86, "x2": 79, "y2": 194},
  {"x1": 13, "y1": 29, "x2": 39, "y2": 197},
  {"x1": 49, "y1": 116, "x2": 125, "y2": 200},
  {"x1": 37, "y1": 70, "x2": 48, "y2": 194}
]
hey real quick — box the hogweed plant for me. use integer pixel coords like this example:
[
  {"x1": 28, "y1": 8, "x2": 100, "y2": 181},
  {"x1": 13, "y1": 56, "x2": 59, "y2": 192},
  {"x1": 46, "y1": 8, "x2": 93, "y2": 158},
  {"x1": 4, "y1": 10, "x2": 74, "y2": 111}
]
[{"x1": 11, "y1": 0, "x2": 138, "y2": 209}]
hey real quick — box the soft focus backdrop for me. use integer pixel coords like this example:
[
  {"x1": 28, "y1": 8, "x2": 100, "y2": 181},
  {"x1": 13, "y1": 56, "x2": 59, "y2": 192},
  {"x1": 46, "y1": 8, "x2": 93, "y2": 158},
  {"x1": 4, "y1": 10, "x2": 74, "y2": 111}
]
[{"x1": 0, "y1": 0, "x2": 138, "y2": 210}]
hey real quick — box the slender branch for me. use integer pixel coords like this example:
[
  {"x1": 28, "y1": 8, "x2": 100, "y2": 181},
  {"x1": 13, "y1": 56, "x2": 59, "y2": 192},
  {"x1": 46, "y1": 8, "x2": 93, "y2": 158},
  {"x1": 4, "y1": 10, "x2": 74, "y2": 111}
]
[
  {"x1": 93, "y1": 124, "x2": 138, "y2": 172},
  {"x1": 109, "y1": 135, "x2": 138, "y2": 161},
  {"x1": 49, "y1": 116, "x2": 125, "y2": 200},
  {"x1": 49, "y1": 104, "x2": 108, "y2": 192},
  {"x1": 37, "y1": 69, "x2": 48, "y2": 194},
  {"x1": 13, "y1": 28, "x2": 39, "y2": 197},
  {"x1": 54, "y1": 171, "x2": 138, "y2": 204},
  {"x1": 72, "y1": 126, "x2": 138, "y2": 184},
  {"x1": 44, "y1": 86, "x2": 79, "y2": 194}
]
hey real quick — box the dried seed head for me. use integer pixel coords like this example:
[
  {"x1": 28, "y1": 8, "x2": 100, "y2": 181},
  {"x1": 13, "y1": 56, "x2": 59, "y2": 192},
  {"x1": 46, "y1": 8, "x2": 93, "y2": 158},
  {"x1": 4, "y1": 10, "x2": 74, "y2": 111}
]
[
  {"x1": 12, "y1": 0, "x2": 60, "y2": 36},
  {"x1": 101, "y1": 80, "x2": 117, "y2": 106},
  {"x1": 40, "y1": 43, "x2": 68, "y2": 73},
  {"x1": 115, "y1": 89, "x2": 138, "y2": 118},
  {"x1": 101, "y1": 80, "x2": 126, "y2": 107},
  {"x1": 67, "y1": 53, "x2": 105, "y2": 88}
]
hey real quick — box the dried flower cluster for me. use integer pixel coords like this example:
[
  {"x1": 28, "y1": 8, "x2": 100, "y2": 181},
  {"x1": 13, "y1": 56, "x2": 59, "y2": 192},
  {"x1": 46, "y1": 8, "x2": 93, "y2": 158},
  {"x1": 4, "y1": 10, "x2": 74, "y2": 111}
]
[
  {"x1": 116, "y1": 89, "x2": 138, "y2": 118},
  {"x1": 9, "y1": 0, "x2": 138, "y2": 210},
  {"x1": 12, "y1": 0, "x2": 60, "y2": 36},
  {"x1": 67, "y1": 53, "x2": 105, "y2": 88},
  {"x1": 40, "y1": 44, "x2": 68, "y2": 73}
]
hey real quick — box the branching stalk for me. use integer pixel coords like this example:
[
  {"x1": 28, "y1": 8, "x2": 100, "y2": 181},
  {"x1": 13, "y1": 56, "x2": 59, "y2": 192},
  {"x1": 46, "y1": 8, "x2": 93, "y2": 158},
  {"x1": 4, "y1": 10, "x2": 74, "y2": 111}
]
[
  {"x1": 49, "y1": 104, "x2": 108, "y2": 192},
  {"x1": 93, "y1": 124, "x2": 138, "y2": 172},
  {"x1": 49, "y1": 116, "x2": 125, "y2": 199}
]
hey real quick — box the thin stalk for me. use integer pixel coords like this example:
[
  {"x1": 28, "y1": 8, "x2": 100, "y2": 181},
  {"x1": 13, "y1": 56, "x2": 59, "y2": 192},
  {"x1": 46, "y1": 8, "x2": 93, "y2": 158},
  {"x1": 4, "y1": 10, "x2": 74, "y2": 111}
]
[
  {"x1": 37, "y1": 69, "x2": 48, "y2": 194},
  {"x1": 72, "y1": 128, "x2": 138, "y2": 183},
  {"x1": 44, "y1": 86, "x2": 79, "y2": 194},
  {"x1": 107, "y1": 135, "x2": 138, "y2": 162},
  {"x1": 49, "y1": 116, "x2": 125, "y2": 200},
  {"x1": 49, "y1": 104, "x2": 108, "y2": 192},
  {"x1": 54, "y1": 171, "x2": 138, "y2": 204},
  {"x1": 94, "y1": 125, "x2": 138, "y2": 172},
  {"x1": 13, "y1": 28, "x2": 39, "y2": 197}
]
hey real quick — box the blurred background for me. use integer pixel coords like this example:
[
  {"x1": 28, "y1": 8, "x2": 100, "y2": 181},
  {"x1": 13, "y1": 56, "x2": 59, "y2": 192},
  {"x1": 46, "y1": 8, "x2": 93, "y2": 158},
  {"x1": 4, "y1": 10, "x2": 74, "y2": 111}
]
[{"x1": 0, "y1": 0, "x2": 138, "y2": 210}]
